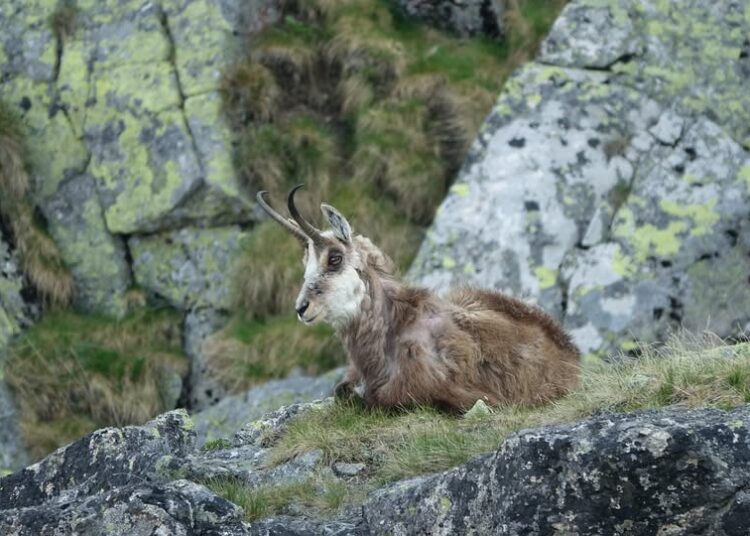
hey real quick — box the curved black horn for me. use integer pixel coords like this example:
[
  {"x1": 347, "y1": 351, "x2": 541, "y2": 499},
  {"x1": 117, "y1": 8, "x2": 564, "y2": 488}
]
[
  {"x1": 256, "y1": 190, "x2": 309, "y2": 243},
  {"x1": 287, "y1": 184, "x2": 325, "y2": 246}
]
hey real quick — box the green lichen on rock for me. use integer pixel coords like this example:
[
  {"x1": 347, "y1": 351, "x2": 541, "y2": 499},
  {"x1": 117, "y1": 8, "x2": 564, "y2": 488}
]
[
  {"x1": 412, "y1": 0, "x2": 750, "y2": 357},
  {"x1": 129, "y1": 226, "x2": 248, "y2": 311}
]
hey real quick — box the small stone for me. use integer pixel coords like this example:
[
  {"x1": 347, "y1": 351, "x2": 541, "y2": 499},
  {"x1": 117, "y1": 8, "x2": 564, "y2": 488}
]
[
  {"x1": 333, "y1": 462, "x2": 367, "y2": 477},
  {"x1": 463, "y1": 399, "x2": 493, "y2": 419}
]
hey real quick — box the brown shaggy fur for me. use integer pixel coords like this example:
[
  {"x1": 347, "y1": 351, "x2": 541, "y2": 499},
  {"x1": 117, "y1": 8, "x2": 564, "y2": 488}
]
[
  {"x1": 257, "y1": 188, "x2": 581, "y2": 412},
  {"x1": 335, "y1": 257, "x2": 581, "y2": 411}
]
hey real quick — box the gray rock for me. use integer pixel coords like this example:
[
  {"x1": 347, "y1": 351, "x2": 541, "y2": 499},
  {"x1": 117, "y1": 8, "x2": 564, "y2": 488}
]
[
  {"x1": 129, "y1": 226, "x2": 248, "y2": 311},
  {"x1": 0, "y1": 233, "x2": 33, "y2": 351},
  {"x1": 332, "y1": 462, "x2": 366, "y2": 478},
  {"x1": 410, "y1": 0, "x2": 750, "y2": 358},
  {"x1": 393, "y1": 0, "x2": 505, "y2": 38},
  {"x1": 0, "y1": 479, "x2": 247, "y2": 536},
  {"x1": 193, "y1": 373, "x2": 340, "y2": 447},
  {"x1": 232, "y1": 397, "x2": 335, "y2": 449},
  {"x1": 0, "y1": 382, "x2": 27, "y2": 477},
  {"x1": 0, "y1": 410, "x2": 194, "y2": 509},
  {"x1": 40, "y1": 173, "x2": 132, "y2": 317},
  {"x1": 185, "y1": 307, "x2": 230, "y2": 410},
  {"x1": 0, "y1": 233, "x2": 32, "y2": 475},
  {"x1": 362, "y1": 405, "x2": 750, "y2": 535}
]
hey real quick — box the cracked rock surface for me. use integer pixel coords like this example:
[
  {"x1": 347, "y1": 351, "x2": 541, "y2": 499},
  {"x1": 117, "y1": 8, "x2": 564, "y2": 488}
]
[
  {"x1": 409, "y1": 0, "x2": 750, "y2": 358},
  {"x1": 0, "y1": 0, "x2": 280, "y2": 316},
  {"x1": 0, "y1": 0, "x2": 280, "y2": 427},
  {"x1": 0, "y1": 232, "x2": 33, "y2": 474}
]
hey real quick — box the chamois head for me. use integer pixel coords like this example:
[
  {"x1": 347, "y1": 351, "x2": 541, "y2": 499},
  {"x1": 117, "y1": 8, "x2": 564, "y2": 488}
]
[{"x1": 256, "y1": 185, "x2": 367, "y2": 328}]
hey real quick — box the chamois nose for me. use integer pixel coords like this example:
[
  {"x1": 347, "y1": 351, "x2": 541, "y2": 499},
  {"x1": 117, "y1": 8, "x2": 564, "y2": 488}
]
[{"x1": 296, "y1": 301, "x2": 310, "y2": 318}]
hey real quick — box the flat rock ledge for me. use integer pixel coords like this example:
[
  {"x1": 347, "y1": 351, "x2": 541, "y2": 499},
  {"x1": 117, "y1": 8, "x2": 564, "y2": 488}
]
[{"x1": 2, "y1": 402, "x2": 750, "y2": 535}]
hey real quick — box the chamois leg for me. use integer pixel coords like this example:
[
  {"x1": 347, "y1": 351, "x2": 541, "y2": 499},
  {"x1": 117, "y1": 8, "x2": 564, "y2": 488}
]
[{"x1": 334, "y1": 366, "x2": 364, "y2": 400}]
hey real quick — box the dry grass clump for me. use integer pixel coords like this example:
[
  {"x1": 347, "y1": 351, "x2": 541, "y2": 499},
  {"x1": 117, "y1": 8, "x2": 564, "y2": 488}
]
[
  {"x1": 236, "y1": 115, "x2": 337, "y2": 215},
  {"x1": 220, "y1": 62, "x2": 280, "y2": 127},
  {"x1": 202, "y1": 315, "x2": 344, "y2": 394},
  {"x1": 4, "y1": 308, "x2": 186, "y2": 459},
  {"x1": 0, "y1": 100, "x2": 74, "y2": 306},
  {"x1": 271, "y1": 336, "x2": 750, "y2": 483}
]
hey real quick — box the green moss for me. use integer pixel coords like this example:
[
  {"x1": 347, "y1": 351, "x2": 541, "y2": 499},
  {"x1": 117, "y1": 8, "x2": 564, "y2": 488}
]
[{"x1": 202, "y1": 438, "x2": 233, "y2": 452}]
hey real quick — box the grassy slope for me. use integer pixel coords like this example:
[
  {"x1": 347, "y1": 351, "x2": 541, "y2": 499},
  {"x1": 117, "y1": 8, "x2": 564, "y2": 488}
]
[
  {"x1": 213, "y1": 0, "x2": 569, "y2": 393},
  {"x1": 4, "y1": 308, "x2": 186, "y2": 458},
  {"x1": 206, "y1": 338, "x2": 750, "y2": 521}
]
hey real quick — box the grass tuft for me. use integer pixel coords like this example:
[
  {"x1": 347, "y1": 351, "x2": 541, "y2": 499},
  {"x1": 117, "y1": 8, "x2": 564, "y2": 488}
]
[
  {"x1": 203, "y1": 474, "x2": 361, "y2": 522},
  {"x1": 0, "y1": 100, "x2": 74, "y2": 306},
  {"x1": 270, "y1": 337, "x2": 750, "y2": 484},
  {"x1": 4, "y1": 308, "x2": 186, "y2": 459}
]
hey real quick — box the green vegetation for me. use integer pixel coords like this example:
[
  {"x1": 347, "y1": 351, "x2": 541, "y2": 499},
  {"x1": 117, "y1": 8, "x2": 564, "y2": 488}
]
[
  {"x1": 203, "y1": 474, "x2": 363, "y2": 522},
  {"x1": 269, "y1": 338, "x2": 750, "y2": 484},
  {"x1": 0, "y1": 100, "x2": 74, "y2": 306},
  {"x1": 202, "y1": 438, "x2": 233, "y2": 452},
  {"x1": 202, "y1": 314, "x2": 345, "y2": 393},
  {"x1": 218, "y1": 0, "x2": 568, "y2": 392},
  {"x1": 4, "y1": 308, "x2": 186, "y2": 459}
]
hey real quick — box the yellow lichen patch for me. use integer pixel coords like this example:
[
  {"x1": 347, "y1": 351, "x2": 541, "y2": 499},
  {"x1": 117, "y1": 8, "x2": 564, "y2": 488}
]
[
  {"x1": 612, "y1": 244, "x2": 637, "y2": 279},
  {"x1": 659, "y1": 199, "x2": 719, "y2": 237},
  {"x1": 613, "y1": 208, "x2": 687, "y2": 262},
  {"x1": 534, "y1": 266, "x2": 557, "y2": 290},
  {"x1": 442, "y1": 256, "x2": 457, "y2": 269},
  {"x1": 450, "y1": 183, "x2": 470, "y2": 197},
  {"x1": 738, "y1": 165, "x2": 750, "y2": 192}
]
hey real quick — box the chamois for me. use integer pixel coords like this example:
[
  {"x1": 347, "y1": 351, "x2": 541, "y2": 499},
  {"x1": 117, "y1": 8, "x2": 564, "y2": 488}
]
[{"x1": 257, "y1": 185, "x2": 581, "y2": 411}]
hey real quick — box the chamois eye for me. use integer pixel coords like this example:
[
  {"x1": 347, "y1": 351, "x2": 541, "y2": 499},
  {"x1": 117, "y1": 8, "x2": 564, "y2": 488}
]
[{"x1": 328, "y1": 254, "x2": 343, "y2": 267}]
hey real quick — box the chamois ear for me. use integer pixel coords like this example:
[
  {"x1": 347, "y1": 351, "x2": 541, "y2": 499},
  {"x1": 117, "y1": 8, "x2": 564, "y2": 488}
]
[{"x1": 320, "y1": 203, "x2": 352, "y2": 243}]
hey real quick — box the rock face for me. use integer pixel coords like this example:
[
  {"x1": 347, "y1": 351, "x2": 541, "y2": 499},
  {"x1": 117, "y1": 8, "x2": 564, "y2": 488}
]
[
  {"x1": 192, "y1": 370, "x2": 341, "y2": 446},
  {"x1": 410, "y1": 0, "x2": 750, "y2": 358},
  {"x1": 0, "y1": 0, "x2": 280, "y2": 316},
  {"x1": 0, "y1": 233, "x2": 32, "y2": 474},
  {"x1": 363, "y1": 406, "x2": 750, "y2": 535},
  {"x1": 393, "y1": 0, "x2": 505, "y2": 38},
  {"x1": 0, "y1": 0, "x2": 282, "y2": 411},
  {"x1": 4, "y1": 400, "x2": 750, "y2": 534}
]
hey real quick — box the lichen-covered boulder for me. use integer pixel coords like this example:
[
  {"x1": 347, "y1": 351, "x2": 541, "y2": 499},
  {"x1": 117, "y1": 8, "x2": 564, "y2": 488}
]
[
  {"x1": 0, "y1": 410, "x2": 195, "y2": 509},
  {"x1": 41, "y1": 174, "x2": 132, "y2": 316},
  {"x1": 363, "y1": 405, "x2": 750, "y2": 535},
  {"x1": 129, "y1": 226, "x2": 248, "y2": 311},
  {"x1": 409, "y1": 0, "x2": 750, "y2": 358},
  {"x1": 0, "y1": 0, "x2": 280, "y2": 315}
]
